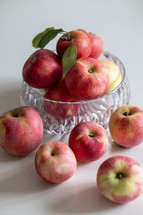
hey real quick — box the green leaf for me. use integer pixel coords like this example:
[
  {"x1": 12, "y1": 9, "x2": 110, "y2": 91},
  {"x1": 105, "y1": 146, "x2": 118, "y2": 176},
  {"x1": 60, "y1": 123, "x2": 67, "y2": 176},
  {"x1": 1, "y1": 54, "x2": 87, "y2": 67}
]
[
  {"x1": 62, "y1": 44, "x2": 77, "y2": 74},
  {"x1": 32, "y1": 27, "x2": 65, "y2": 49}
]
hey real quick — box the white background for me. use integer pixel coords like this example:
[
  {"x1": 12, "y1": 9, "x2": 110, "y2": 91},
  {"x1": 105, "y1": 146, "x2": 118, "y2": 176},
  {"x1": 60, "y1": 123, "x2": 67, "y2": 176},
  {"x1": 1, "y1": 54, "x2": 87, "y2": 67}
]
[{"x1": 0, "y1": 0, "x2": 143, "y2": 214}]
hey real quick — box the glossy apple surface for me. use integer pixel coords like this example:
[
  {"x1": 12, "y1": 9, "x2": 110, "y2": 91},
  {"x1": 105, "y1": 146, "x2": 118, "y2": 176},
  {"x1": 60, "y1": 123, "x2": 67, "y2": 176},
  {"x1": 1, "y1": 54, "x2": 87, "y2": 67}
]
[
  {"x1": 22, "y1": 49, "x2": 63, "y2": 88},
  {"x1": 109, "y1": 105, "x2": 143, "y2": 147},
  {"x1": 56, "y1": 30, "x2": 91, "y2": 59},
  {"x1": 78, "y1": 29, "x2": 103, "y2": 58},
  {"x1": 97, "y1": 155, "x2": 143, "y2": 203},
  {"x1": 0, "y1": 106, "x2": 43, "y2": 156},
  {"x1": 35, "y1": 141, "x2": 77, "y2": 183},
  {"x1": 69, "y1": 121, "x2": 109, "y2": 162},
  {"x1": 99, "y1": 59, "x2": 122, "y2": 94},
  {"x1": 65, "y1": 58, "x2": 109, "y2": 100}
]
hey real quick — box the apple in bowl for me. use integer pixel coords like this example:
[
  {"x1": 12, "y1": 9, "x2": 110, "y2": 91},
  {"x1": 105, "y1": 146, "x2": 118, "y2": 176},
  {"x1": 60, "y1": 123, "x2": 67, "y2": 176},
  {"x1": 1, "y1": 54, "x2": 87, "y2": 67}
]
[
  {"x1": 69, "y1": 121, "x2": 109, "y2": 162},
  {"x1": 35, "y1": 141, "x2": 77, "y2": 183},
  {"x1": 43, "y1": 79, "x2": 82, "y2": 119},
  {"x1": 65, "y1": 57, "x2": 109, "y2": 100},
  {"x1": 56, "y1": 30, "x2": 91, "y2": 59},
  {"x1": 99, "y1": 59, "x2": 122, "y2": 94},
  {"x1": 109, "y1": 105, "x2": 143, "y2": 147},
  {"x1": 97, "y1": 155, "x2": 143, "y2": 203},
  {"x1": 22, "y1": 49, "x2": 63, "y2": 88},
  {"x1": 78, "y1": 29, "x2": 103, "y2": 59},
  {"x1": 0, "y1": 106, "x2": 43, "y2": 156}
]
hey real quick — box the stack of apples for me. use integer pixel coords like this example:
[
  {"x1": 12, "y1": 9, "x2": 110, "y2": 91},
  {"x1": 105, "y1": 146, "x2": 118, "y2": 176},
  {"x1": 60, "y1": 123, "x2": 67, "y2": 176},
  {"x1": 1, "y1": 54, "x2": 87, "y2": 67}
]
[
  {"x1": 0, "y1": 27, "x2": 143, "y2": 205},
  {"x1": 22, "y1": 27, "x2": 122, "y2": 119}
]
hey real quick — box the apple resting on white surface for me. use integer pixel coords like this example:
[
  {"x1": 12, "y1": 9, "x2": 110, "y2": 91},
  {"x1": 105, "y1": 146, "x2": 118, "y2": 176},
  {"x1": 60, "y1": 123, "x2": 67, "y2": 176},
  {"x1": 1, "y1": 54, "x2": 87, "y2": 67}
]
[
  {"x1": 97, "y1": 155, "x2": 143, "y2": 203},
  {"x1": 69, "y1": 121, "x2": 109, "y2": 162},
  {"x1": 0, "y1": 106, "x2": 43, "y2": 156},
  {"x1": 35, "y1": 141, "x2": 77, "y2": 183},
  {"x1": 109, "y1": 104, "x2": 143, "y2": 147}
]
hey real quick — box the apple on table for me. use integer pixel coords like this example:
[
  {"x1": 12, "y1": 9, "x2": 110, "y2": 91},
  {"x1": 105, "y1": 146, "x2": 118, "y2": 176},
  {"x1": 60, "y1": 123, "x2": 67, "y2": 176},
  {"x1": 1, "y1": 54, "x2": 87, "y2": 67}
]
[
  {"x1": 35, "y1": 141, "x2": 77, "y2": 183},
  {"x1": 97, "y1": 155, "x2": 143, "y2": 203},
  {"x1": 69, "y1": 121, "x2": 109, "y2": 162},
  {"x1": 109, "y1": 104, "x2": 143, "y2": 147},
  {"x1": 0, "y1": 106, "x2": 43, "y2": 156}
]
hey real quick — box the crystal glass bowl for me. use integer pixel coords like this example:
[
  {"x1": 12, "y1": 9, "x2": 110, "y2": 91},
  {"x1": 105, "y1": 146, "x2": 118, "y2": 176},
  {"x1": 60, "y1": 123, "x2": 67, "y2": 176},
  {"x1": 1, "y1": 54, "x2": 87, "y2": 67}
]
[{"x1": 20, "y1": 51, "x2": 130, "y2": 136}]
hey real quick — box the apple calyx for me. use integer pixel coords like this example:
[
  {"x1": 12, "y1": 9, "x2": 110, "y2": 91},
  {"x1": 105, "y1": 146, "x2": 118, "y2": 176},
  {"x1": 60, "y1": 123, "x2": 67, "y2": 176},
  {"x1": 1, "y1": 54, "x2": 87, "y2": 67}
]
[{"x1": 116, "y1": 172, "x2": 127, "y2": 179}]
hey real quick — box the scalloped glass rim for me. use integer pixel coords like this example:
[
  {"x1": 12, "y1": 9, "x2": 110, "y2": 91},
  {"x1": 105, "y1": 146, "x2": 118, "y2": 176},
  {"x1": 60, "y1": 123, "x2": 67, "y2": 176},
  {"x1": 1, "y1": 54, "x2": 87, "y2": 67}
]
[{"x1": 20, "y1": 50, "x2": 131, "y2": 136}]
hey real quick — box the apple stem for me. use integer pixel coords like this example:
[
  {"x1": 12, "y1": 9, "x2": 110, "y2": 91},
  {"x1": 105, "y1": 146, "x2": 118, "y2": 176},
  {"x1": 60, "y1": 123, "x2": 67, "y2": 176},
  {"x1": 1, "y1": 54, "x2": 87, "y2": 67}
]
[{"x1": 61, "y1": 33, "x2": 72, "y2": 41}]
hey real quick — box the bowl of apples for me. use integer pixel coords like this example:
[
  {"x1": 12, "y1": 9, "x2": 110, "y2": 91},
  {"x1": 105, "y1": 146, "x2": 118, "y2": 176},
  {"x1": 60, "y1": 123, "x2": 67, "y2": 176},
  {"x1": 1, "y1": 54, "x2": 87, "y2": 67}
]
[{"x1": 20, "y1": 27, "x2": 130, "y2": 135}]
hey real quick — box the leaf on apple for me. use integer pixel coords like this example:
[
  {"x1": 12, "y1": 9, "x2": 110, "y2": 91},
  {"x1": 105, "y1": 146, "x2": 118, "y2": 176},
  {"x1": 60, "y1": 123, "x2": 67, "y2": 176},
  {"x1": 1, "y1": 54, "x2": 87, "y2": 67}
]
[
  {"x1": 62, "y1": 44, "x2": 77, "y2": 74},
  {"x1": 32, "y1": 27, "x2": 65, "y2": 48}
]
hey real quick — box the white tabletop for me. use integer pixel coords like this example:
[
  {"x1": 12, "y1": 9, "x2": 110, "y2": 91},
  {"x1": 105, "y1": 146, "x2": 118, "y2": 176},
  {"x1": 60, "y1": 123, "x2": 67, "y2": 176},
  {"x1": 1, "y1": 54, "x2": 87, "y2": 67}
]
[{"x1": 0, "y1": 0, "x2": 143, "y2": 214}]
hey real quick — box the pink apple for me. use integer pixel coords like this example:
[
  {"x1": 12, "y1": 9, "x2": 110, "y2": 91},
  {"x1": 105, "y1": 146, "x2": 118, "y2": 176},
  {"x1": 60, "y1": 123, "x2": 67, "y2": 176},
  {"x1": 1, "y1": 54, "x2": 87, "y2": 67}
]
[
  {"x1": 65, "y1": 57, "x2": 109, "y2": 100},
  {"x1": 35, "y1": 141, "x2": 77, "y2": 183},
  {"x1": 109, "y1": 105, "x2": 143, "y2": 147},
  {"x1": 68, "y1": 121, "x2": 109, "y2": 162},
  {"x1": 97, "y1": 155, "x2": 143, "y2": 203},
  {"x1": 0, "y1": 106, "x2": 43, "y2": 156},
  {"x1": 22, "y1": 49, "x2": 63, "y2": 88},
  {"x1": 99, "y1": 59, "x2": 122, "y2": 94},
  {"x1": 56, "y1": 30, "x2": 91, "y2": 59},
  {"x1": 78, "y1": 29, "x2": 103, "y2": 58},
  {"x1": 44, "y1": 80, "x2": 82, "y2": 119}
]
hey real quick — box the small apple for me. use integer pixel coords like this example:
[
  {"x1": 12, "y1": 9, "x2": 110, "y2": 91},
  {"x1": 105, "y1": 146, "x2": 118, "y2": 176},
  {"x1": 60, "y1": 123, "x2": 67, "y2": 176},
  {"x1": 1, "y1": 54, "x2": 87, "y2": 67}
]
[
  {"x1": 78, "y1": 29, "x2": 103, "y2": 58},
  {"x1": 22, "y1": 49, "x2": 63, "y2": 88},
  {"x1": 99, "y1": 59, "x2": 122, "y2": 94},
  {"x1": 97, "y1": 155, "x2": 143, "y2": 204},
  {"x1": 65, "y1": 57, "x2": 109, "y2": 100},
  {"x1": 68, "y1": 121, "x2": 109, "y2": 162},
  {"x1": 44, "y1": 80, "x2": 82, "y2": 119},
  {"x1": 56, "y1": 30, "x2": 91, "y2": 59},
  {"x1": 109, "y1": 105, "x2": 143, "y2": 147},
  {"x1": 35, "y1": 141, "x2": 77, "y2": 183},
  {"x1": 0, "y1": 106, "x2": 43, "y2": 156}
]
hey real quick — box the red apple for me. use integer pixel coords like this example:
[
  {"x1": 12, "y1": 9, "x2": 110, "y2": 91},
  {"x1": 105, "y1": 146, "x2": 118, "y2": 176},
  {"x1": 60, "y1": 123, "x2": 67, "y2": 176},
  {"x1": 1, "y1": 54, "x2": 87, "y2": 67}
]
[
  {"x1": 69, "y1": 121, "x2": 109, "y2": 162},
  {"x1": 109, "y1": 105, "x2": 143, "y2": 147},
  {"x1": 22, "y1": 49, "x2": 63, "y2": 88},
  {"x1": 44, "y1": 80, "x2": 82, "y2": 119},
  {"x1": 35, "y1": 141, "x2": 77, "y2": 183},
  {"x1": 0, "y1": 106, "x2": 43, "y2": 156},
  {"x1": 99, "y1": 59, "x2": 122, "y2": 94},
  {"x1": 97, "y1": 156, "x2": 143, "y2": 203},
  {"x1": 78, "y1": 29, "x2": 103, "y2": 58},
  {"x1": 65, "y1": 57, "x2": 109, "y2": 100},
  {"x1": 56, "y1": 30, "x2": 91, "y2": 59}
]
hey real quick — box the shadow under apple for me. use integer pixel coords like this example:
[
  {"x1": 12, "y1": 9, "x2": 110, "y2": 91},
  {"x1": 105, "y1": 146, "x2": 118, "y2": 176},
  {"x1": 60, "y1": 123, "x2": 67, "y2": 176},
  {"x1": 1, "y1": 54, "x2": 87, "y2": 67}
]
[{"x1": 48, "y1": 183, "x2": 120, "y2": 214}]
